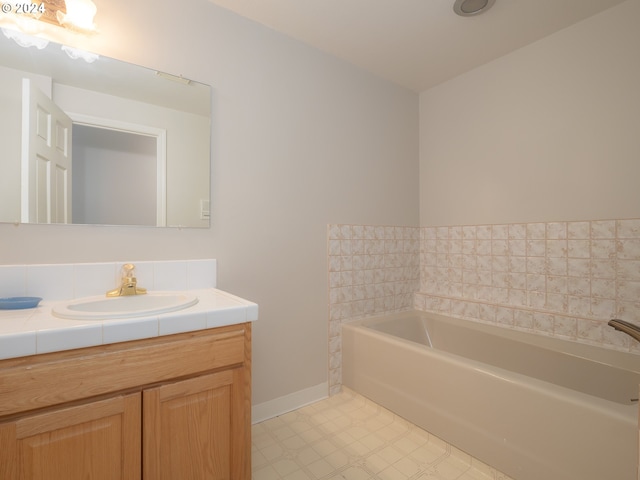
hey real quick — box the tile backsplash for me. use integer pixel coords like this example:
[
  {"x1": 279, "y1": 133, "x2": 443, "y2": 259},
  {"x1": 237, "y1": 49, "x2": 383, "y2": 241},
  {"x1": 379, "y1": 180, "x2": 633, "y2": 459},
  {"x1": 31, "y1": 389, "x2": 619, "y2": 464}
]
[
  {"x1": 0, "y1": 259, "x2": 217, "y2": 301},
  {"x1": 328, "y1": 219, "x2": 640, "y2": 394}
]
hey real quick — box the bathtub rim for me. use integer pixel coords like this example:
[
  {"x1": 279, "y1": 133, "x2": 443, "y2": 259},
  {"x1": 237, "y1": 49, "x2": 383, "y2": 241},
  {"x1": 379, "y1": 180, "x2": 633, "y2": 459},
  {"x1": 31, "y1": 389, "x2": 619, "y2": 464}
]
[
  {"x1": 344, "y1": 309, "x2": 640, "y2": 374},
  {"x1": 342, "y1": 310, "x2": 640, "y2": 416}
]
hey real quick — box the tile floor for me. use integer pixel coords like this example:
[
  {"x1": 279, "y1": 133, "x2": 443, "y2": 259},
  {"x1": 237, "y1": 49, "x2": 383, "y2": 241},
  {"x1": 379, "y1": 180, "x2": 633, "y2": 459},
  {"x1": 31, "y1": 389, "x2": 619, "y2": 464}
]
[{"x1": 252, "y1": 388, "x2": 513, "y2": 480}]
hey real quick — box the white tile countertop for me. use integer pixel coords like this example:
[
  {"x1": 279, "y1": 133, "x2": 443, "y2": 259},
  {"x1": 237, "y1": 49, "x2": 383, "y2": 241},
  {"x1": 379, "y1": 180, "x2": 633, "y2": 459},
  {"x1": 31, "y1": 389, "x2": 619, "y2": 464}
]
[
  {"x1": 0, "y1": 259, "x2": 257, "y2": 361},
  {"x1": 0, "y1": 288, "x2": 258, "y2": 361}
]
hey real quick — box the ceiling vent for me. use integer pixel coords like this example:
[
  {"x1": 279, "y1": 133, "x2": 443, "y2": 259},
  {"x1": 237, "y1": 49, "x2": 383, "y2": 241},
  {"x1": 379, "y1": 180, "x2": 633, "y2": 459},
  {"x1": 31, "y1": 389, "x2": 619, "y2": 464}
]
[{"x1": 453, "y1": 0, "x2": 496, "y2": 16}]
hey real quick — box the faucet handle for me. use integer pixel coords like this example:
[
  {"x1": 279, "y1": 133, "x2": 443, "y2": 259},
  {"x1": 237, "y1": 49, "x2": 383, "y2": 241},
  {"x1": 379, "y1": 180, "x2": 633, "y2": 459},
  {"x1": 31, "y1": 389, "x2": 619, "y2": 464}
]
[
  {"x1": 122, "y1": 263, "x2": 147, "y2": 295},
  {"x1": 121, "y1": 263, "x2": 136, "y2": 278}
]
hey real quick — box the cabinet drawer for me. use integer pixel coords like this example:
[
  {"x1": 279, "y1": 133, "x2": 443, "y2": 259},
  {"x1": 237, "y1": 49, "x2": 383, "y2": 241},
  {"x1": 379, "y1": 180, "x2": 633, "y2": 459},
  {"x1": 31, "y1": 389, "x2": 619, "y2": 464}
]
[{"x1": 0, "y1": 324, "x2": 248, "y2": 417}]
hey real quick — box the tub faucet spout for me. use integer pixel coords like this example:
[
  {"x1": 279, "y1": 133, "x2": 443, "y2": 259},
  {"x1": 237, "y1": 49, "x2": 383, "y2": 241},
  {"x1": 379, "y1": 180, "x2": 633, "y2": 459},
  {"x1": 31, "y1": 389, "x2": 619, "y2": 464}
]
[{"x1": 608, "y1": 319, "x2": 640, "y2": 343}]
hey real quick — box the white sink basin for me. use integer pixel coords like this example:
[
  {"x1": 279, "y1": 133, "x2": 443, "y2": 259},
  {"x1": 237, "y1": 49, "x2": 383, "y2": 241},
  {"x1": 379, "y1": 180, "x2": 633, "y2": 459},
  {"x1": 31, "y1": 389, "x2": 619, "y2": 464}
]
[{"x1": 52, "y1": 292, "x2": 199, "y2": 320}]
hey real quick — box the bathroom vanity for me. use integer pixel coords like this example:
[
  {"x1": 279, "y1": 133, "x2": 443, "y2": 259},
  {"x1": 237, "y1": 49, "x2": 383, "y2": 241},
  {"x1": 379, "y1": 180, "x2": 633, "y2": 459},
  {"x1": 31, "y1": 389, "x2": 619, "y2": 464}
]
[
  {"x1": 0, "y1": 260, "x2": 257, "y2": 480},
  {"x1": 0, "y1": 322, "x2": 251, "y2": 479}
]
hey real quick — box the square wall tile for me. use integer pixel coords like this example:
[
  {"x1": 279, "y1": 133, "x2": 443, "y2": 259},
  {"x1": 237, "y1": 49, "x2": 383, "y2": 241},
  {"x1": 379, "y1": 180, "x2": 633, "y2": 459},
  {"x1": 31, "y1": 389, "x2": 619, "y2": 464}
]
[
  {"x1": 26, "y1": 264, "x2": 74, "y2": 301},
  {"x1": 0, "y1": 265, "x2": 27, "y2": 298},
  {"x1": 187, "y1": 259, "x2": 217, "y2": 289},
  {"x1": 154, "y1": 261, "x2": 188, "y2": 291},
  {"x1": 74, "y1": 263, "x2": 118, "y2": 298}
]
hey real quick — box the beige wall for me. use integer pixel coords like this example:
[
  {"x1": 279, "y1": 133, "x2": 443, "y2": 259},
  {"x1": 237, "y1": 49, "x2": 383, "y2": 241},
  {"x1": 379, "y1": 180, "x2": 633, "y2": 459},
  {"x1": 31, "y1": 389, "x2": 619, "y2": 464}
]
[
  {"x1": 420, "y1": 0, "x2": 640, "y2": 227},
  {"x1": 0, "y1": 0, "x2": 419, "y2": 407}
]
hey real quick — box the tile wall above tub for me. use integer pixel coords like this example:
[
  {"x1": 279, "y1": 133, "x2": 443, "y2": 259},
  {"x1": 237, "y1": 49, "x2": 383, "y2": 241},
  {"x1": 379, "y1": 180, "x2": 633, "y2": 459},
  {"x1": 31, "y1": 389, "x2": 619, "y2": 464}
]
[
  {"x1": 328, "y1": 224, "x2": 420, "y2": 394},
  {"x1": 0, "y1": 259, "x2": 217, "y2": 301},
  {"x1": 416, "y1": 219, "x2": 640, "y2": 354}
]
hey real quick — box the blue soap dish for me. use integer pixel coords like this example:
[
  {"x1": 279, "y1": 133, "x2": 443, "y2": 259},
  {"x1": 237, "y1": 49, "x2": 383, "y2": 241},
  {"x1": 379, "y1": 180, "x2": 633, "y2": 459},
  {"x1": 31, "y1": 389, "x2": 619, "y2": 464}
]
[{"x1": 0, "y1": 297, "x2": 42, "y2": 310}]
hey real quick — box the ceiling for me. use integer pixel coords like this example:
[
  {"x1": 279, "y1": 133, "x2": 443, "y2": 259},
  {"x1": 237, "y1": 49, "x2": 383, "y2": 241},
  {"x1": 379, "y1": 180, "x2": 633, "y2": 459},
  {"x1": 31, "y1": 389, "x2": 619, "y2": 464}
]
[{"x1": 205, "y1": 0, "x2": 627, "y2": 92}]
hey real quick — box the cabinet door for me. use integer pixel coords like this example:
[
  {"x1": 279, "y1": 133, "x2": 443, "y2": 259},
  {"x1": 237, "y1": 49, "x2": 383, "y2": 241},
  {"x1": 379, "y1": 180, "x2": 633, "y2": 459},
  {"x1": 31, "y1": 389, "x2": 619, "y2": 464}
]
[
  {"x1": 143, "y1": 368, "x2": 247, "y2": 480},
  {"x1": 0, "y1": 393, "x2": 141, "y2": 480}
]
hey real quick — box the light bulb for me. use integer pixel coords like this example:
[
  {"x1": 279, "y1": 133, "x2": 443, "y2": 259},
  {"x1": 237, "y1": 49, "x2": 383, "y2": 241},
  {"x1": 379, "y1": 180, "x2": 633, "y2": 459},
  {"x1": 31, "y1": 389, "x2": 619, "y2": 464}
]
[{"x1": 57, "y1": 0, "x2": 97, "y2": 32}]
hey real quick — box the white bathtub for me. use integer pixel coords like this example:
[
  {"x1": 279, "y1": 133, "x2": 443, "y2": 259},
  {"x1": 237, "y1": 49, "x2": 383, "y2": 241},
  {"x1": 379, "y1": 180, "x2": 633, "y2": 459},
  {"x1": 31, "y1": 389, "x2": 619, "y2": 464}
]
[{"x1": 342, "y1": 311, "x2": 640, "y2": 480}]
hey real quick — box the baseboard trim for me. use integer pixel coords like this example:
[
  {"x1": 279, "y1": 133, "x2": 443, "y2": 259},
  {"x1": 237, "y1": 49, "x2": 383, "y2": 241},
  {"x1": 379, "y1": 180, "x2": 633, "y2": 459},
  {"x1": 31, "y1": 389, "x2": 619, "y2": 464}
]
[{"x1": 252, "y1": 382, "x2": 328, "y2": 424}]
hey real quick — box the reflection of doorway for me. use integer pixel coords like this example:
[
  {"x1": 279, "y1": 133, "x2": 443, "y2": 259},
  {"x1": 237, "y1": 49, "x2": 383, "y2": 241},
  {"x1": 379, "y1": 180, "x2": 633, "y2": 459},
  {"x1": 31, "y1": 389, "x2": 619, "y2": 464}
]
[
  {"x1": 21, "y1": 78, "x2": 72, "y2": 224},
  {"x1": 68, "y1": 114, "x2": 167, "y2": 226},
  {"x1": 72, "y1": 126, "x2": 156, "y2": 225}
]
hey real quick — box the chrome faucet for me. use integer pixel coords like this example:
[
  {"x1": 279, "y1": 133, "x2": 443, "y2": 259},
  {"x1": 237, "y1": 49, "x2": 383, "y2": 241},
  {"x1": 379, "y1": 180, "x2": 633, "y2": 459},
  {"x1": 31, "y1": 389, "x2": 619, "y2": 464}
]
[
  {"x1": 106, "y1": 263, "x2": 147, "y2": 297},
  {"x1": 608, "y1": 319, "x2": 640, "y2": 343}
]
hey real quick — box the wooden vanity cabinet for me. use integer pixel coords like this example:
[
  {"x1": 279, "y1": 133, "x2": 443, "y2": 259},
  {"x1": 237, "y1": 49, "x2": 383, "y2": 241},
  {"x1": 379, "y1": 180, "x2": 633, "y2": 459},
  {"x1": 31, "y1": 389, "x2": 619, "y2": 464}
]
[
  {"x1": 0, "y1": 323, "x2": 251, "y2": 480},
  {"x1": 0, "y1": 393, "x2": 142, "y2": 480}
]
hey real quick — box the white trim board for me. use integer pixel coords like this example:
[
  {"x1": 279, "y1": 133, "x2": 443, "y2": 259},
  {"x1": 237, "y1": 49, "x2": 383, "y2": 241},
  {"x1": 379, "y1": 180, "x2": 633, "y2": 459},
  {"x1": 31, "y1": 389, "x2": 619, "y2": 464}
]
[{"x1": 252, "y1": 382, "x2": 328, "y2": 424}]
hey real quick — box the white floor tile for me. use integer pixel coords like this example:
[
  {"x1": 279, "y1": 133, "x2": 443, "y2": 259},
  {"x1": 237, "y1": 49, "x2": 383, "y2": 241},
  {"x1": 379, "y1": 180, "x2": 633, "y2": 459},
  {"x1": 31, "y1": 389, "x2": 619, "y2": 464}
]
[{"x1": 252, "y1": 388, "x2": 512, "y2": 480}]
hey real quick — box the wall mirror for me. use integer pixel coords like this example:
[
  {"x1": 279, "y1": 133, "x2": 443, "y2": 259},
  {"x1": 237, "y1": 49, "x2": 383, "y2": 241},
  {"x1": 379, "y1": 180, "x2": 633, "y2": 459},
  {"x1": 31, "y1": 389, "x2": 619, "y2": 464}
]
[{"x1": 0, "y1": 34, "x2": 211, "y2": 228}]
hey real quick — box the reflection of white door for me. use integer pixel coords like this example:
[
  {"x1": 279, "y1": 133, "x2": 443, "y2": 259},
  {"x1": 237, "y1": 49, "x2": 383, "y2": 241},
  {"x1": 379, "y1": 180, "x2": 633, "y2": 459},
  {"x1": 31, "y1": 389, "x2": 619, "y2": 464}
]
[{"x1": 21, "y1": 78, "x2": 72, "y2": 224}]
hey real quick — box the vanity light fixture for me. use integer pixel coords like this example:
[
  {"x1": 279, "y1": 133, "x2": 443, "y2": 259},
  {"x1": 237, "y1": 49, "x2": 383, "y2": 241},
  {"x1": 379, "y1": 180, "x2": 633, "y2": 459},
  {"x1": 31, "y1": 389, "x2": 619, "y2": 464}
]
[
  {"x1": 2, "y1": 25, "x2": 49, "y2": 48},
  {"x1": 56, "y1": 0, "x2": 97, "y2": 33},
  {"x1": 61, "y1": 44, "x2": 98, "y2": 62},
  {"x1": 0, "y1": 0, "x2": 98, "y2": 50}
]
